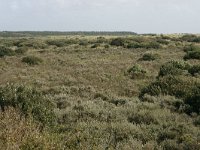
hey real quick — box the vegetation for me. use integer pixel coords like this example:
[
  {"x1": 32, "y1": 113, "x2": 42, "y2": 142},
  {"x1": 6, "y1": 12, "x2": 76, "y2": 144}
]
[
  {"x1": 22, "y1": 56, "x2": 43, "y2": 65},
  {"x1": 140, "y1": 53, "x2": 160, "y2": 61},
  {"x1": 0, "y1": 33, "x2": 200, "y2": 149},
  {"x1": 0, "y1": 46, "x2": 15, "y2": 57}
]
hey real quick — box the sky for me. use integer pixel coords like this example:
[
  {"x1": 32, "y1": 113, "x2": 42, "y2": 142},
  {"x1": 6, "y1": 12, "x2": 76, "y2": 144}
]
[{"x1": 0, "y1": 0, "x2": 199, "y2": 33}]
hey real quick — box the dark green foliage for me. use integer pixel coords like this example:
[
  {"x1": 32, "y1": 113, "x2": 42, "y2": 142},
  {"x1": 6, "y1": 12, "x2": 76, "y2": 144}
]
[
  {"x1": 188, "y1": 65, "x2": 200, "y2": 76},
  {"x1": 145, "y1": 41, "x2": 161, "y2": 49},
  {"x1": 183, "y1": 44, "x2": 200, "y2": 60},
  {"x1": 126, "y1": 41, "x2": 160, "y2": 49},
  {"x1": 0, "y1": 84, "x2": 56, "y2": 126},
  {"x1": 127, "y1": 65, "x2": 147, "y2": 79},
  {"x1": 0, "y1": 46, "x2": 15, "y2": 57},
  {"x1": 181, "y1": 34, "x2": 200, "y2": 42},
  {"x1": 184, "y1": 51, "x2": 200, "y2": 60},
  {"x1": 183, "y1": 44, "x2": 200, "y2": 52},
  {"x1": 140, "y1": 76, "x2": 194, "y2": 99},
  {"x1": 185, "y1": 88, "x2": 200, "y2": 114},
  {"x1": 46, "y1": 39, "x2": 77, "y2": 47},
  {"x1": 158, "y1": 60, "x2": 190, "y2": 77},
  {"x1": 110, "y1": 38, "x2": 124, "y2": 46},
  {"x1": 126, "y1": 42, "x2": 144, "y2": 49},
  {"x1": 140, "y1": 53, "x2": 160, "y2": 61},
  {"x1": 22, "y1": 56, "x2": 43, "y2": 65}
]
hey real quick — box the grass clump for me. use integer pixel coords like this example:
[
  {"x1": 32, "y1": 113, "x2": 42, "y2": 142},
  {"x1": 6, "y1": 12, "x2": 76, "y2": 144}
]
[
  {"x1": 22, "y1": 56, "x2": 43, "y2": 65},
  {"x1": 158, "y1": 60, "x2": 190, "y2": 77},
  {"x1": 0, "y1": 83, "x2": 56, "y2": 126},
  {"x1": 127, "y1": 64, "x2": 147, "y2": 79}
]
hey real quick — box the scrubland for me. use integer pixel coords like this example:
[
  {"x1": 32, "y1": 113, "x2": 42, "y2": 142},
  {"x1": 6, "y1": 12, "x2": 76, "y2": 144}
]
[{"x1": 0, "y1": 33, "x2": 200, "y2": 149}]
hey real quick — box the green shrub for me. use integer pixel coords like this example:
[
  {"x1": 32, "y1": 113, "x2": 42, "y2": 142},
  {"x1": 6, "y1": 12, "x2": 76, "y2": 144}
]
[
  {"x1": 110, "y1": 38, "x2": 124, "y2": 47},
  {"x1": 22, "y1": 56, "x2": 43, "y2": 65},
  {"x1": 145, "y1": 41, "x2": 161, "y2": 49},
  {"x1": 0, "y1": 46, "x2": 15, "y2": 57},
  {"x1": 183, "y1": 44, "x2": 200, "y2": 60},
  {"x1": 140, "y1": 53, "x2": 160, "y2": 61},
  {"x1": 79, "y1": 40, "x2": 88, "y2": 46},
  {"x1": 183, "y1": 44, "x2": 200, "y2": 52},
  {"x1": 181, "y1": 34, "x2": 200, "y2": 42},
  {"x1": 158, "y1": 60, "x2": 190, "y2": 77},
  {"x1": 140, "y1": 76, "x2": 196, "y2": 99},
  {"x1": 156, "y1": 39, "x2": 169, "y2": 45},
  {"x1": 126, "y1": 42, "x2": 144, "y2": 49},
  {"x1": 188, "y1": 65, "x2": 200, "y2": 76},
  {"x1": 127, "y1": 65, "x2": 147, "y2": 79},
  {"x1": 185, "y1": 89, "x2": 200, "y2": 114},
  {"x1": 184, "y1": 51, "x2": 200, "y2": 60},
  {"x1": 0, "y1": 84, "x2": 56, "y2": 126},
  {"x1": 46, "y1": 39, "x2": 68, "y2": 47},
  {"x1": 15, "y1": 47, "x2": 28, "y2": 55}
]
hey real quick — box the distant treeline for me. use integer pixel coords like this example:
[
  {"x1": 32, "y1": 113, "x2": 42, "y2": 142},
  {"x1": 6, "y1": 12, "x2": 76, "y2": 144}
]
[{"x1": 0, "y1": 31, "x2": 137, "y2": 37}]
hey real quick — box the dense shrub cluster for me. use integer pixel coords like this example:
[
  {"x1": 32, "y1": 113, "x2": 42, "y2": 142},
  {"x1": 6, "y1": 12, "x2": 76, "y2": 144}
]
[
  {"x1": 158, "y1": 60, "x2": 190, "y2": 77},
  {"x1": 110, "y1": 38, "x2": 124, "y2": 46},
  {"x1": 140, "y1": 63, "x2": 200, "y2": 114},
  {"x1": 22, "y1": 56, "x2": 43, "y2": 65},
  {"x1": 0, "y1": 46, "x2": 15, "y2": 57},
  {"x1": 0, "y1": 84, "x2": 56, "y2": 126},
  {"x1": 140, "y1": 53, "x2": 160, "y2": 61},
  {"x1": 181, "y1": 34, "x2": 200, "y2": 42},
  {"x1": 188, "y1": 65, "x2": 200, "y2": 76}
]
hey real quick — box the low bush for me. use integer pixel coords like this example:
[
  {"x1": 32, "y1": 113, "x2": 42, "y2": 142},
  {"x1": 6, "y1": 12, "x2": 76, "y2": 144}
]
[
  {"x1": 145, "y1": 41, "x2": 161, "y2": 49},
  {"x1": 127, "y1": 65, "x2": 147, "y2": 79},
  {"x1": 46, "y1": 39, "x2": 68, "y2": 47},
  {"x1": 126, "y1": 42, "x2": 144, "y2": 49},
  {"x1": 110, "y1": 38, "x2": 124, "y2": 47},
  {"x1": 158, "y1": 60, "x2": 190, "y2": 77},
  {"x1": 188, "y1": 65, "x2": 200, "y2": 76},
  {"x1": 140, "y1": 53, "x2": 160, "y2": 61},
  {"x1": 184, "y1": 51, "x2": 200, "y2": 60},
  {"x1": 181, "y1": 34, "x2": 200, "y2": 43},
  {"x1": 0, "y1": 84, "x2": 56, "y2": 126},
  {"x1": 0, "y1": 46, "x2": 15, "y2": 57},
  {"x1": 183, "y1": 44, "x2": 200, "y2": 52},
  {"x1": 22, "y1": 56, "x2": 43, "y2": 65},
  {"x1": 15, "y1": 47, "x2": 28, "y2": 54},
  {"x1": 183, "y1": 44, "x2": 200, "y2": 60}
]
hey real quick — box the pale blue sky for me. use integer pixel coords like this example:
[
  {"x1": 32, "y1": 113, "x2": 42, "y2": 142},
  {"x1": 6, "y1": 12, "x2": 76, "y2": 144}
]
[{"x1": 0, "y1": 0, "x2": 199, "y2": 33}]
